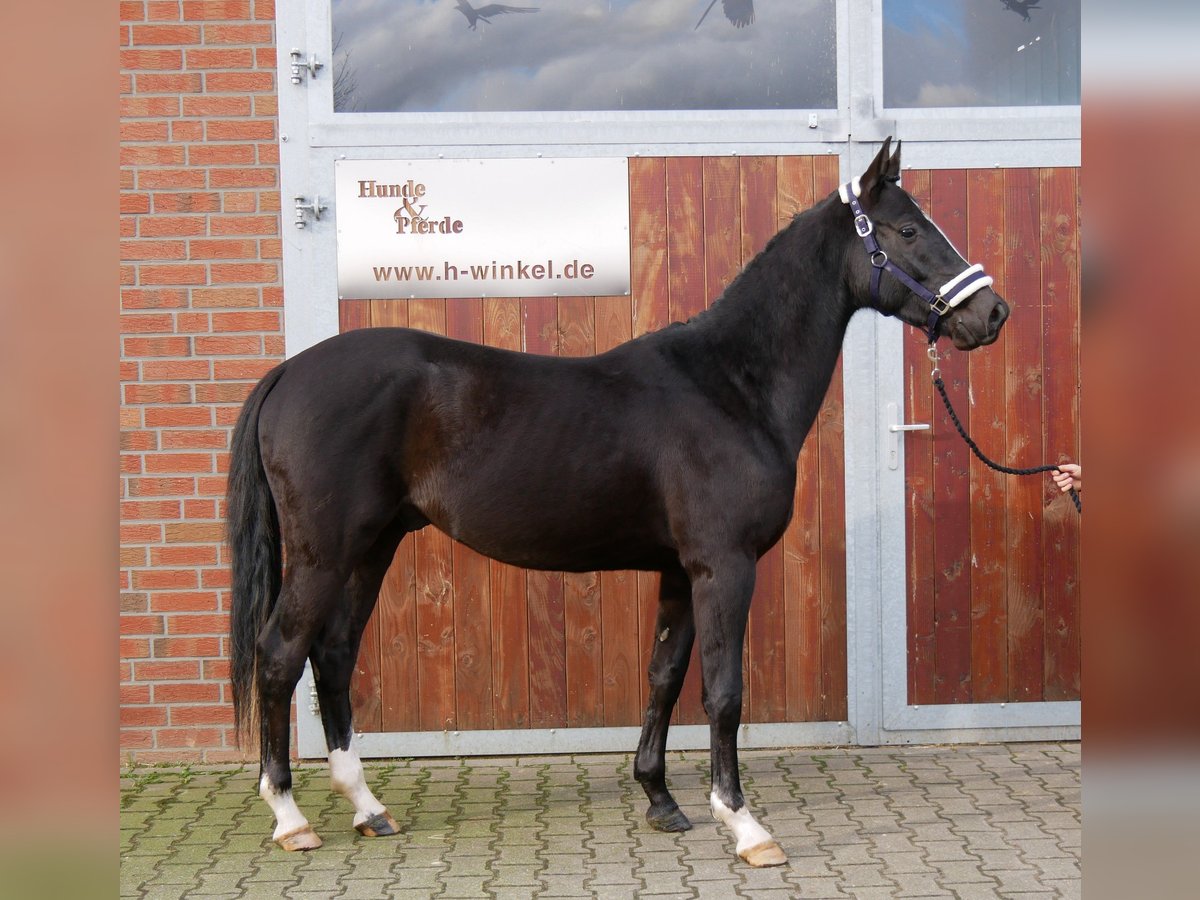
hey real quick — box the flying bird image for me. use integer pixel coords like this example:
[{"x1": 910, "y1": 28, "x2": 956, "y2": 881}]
[
  {"x1": 695, "y1": 0, "x2": 755, "y2": 30},
  {"x1": 999, "y1": 0, "x2": 1040, "y2": 21},
  {"x1": 454, "y1": 0, "x2": 540, "y2": 31}
]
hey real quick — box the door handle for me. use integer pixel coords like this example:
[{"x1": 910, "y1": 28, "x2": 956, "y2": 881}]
[{"x1": 886, "y1": 402, "x2": 929, "y2": 470}]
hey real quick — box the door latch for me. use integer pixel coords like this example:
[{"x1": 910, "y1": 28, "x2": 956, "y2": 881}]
[
  {"x1": 887, "y1": 401, "x2": 930, "y2": 470},
  {"x1": 294, "y1": 195, "x2": 327, "y2": 228},
  {"x1": 289, "y1": 48, "x2": 323, "y2": 84}
]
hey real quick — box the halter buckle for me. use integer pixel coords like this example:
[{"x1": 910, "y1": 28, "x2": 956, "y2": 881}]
[
  {"x1": 929, "y1": 294, "x2": 951, "y2": 316},
  {"x1": 854, "y1": 213, "x2": 873, "y2": 237}
]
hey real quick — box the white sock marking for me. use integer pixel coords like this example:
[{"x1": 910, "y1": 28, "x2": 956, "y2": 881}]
[
  {"x1": 260, "y1": 774, "x2": 309, "y2": 839},
  {"x1": 330, "y1": 745, "x2": 387, "y2": 826},
  {"x1": 710, "y1": 791, "x2": 775, "y2": 854}
]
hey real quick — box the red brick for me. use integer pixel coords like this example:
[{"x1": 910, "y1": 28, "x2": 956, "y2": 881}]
[
  {"x1": 264, "y1": 336, "x2": 284, "y2": 355},
  {"x1": 122, "y1": 593, "x2": 150, "y2": 613},
  {"x1": 214, "y1": 407, "x2": 243, "y2": 426},
  {"x1": 203, "y1": 23, "x2": 272, "y2": 44},
  {"x1": 214, "y1": 358, "x2": 275, "y2": 380},
  {"x1": 122, "y1": 499, "x2": 182, "y2": 519},
  {"x1": 205, "y1": 119, "x2": 274, "y2": 142},
  {"x1": 122, "y1": 96, "x2": 180, "y2": 117},
  {"x1": 121, "y1": 313, "x2": 174, "y2": 334},
  {"x1": 152, "y1": 637, "x2": 222, "y2": 657},
  {"x1": 146, "y1": 1, "x2": 182, "y2": 20},
  {"x1": 165, "y1": 522, "x2": 225, "y2": 543},
  {"x1": 152, "y1": 192, "x2": 221, "y2": 213},
  {"x1": 259, "y1": 238, "x2": 281, "y2": 260},
  {"x1": 256, "y1": 0, "x2": 275, "y2": 20},
  {"x1": 123, "y1": 336, "x2": 191, "y2": 356},
  {"x1": 183, "y1": 499, "x2": 218, "y2": 517},
  {"x1": 121, "y1": 265, "x2": 137, "y2": 285},
  {"x1": 122, "y1": 288, "x2": 188, "y2": 309},
  {"x1": 262, "y1": 285, "x2": 283, "y2": 306},
  {"x1": 254, "y1": 47, "x2": 274, "y2": 68},
  {"x1": 201, "y1": 568, "x2": 232, "y2": 589},
  {"x1": 205, "y1": 72, "x2": 273, "y2": 93},
  {"x1": 151, "y1": 545, "x2": 220, "y2": 566},
  {"x1": 198, "y1": 475, "x2": 229, "y2": 496},
  {"x1": 210, "y1": 263, "x2": 277, "y2": 284},
  {"x1": 120, "y1": 730, "x2": 156, "y2": 750},
  {"x1": 183, "y1": 1, "x2": 251, "y2": 20},
  {"x1": 120, "y1": 72, "x2": 133, "y2": 94},
  {"x1": 153, "y1": 682, "x2": 220, "y2": 703},
  {"x1": 256, "y1": 142, "x2": 279, "y2": 166},
  {"x1": 188, "y1": 144, "x2": 255, "y2": 166},
  {"x1": 126, "y1": 476, "x2": 195, "y2": 496},
  {"x1": 182, "y1": 95, "x2": 251, "y2": 117},
  {"x1": 260, "y1": 192, "x2": 281, "y2": 213},
  {"x1": 195, "y1": 383, "x2": 253, "y2": 403},
  {"x1": 132, "y1": 24, "x2": 202, "y2": 44},
  {"x1": 121, "y1": 524, "x2": 163, "y2": 544},
  {"x1": 221, "y1": 192, "x2": 258, "y2": 212},
  {"x1": 138, "y1": 168, "x2": 207, "y2": 191},
  {"x1": 190, "y1": 239, "x2": 257, "y2": 259},
  {"x1": 122, "y1": 144, "x2": 187, "y2": 166},
  {"x1": 161, "y1": 429, "x2": 227, "y2": 449},
  {"x1": 121, "y1": 120, "x2": 169, "y2": 142},
  {"x1": 203, "y1": 659, "x2": 231, "y2": 681},
  {"x1": 185, "y1": 48, "x2": 254, "y2": 69},
  {"x1": 194, "y1": 335, "x2": 260, "y2": 355},
  {"x1": 190, "y1": 287, "x2": 259, "y2": 308},
  {"x1": 209, "y1": 214, "x2": 277, "y2": 235},
  {"x1": 139, "y1": 264, "x2": 207, "y2": 285},
  {"x1": 134, "y1": 73, "x2": 203, "y2": 93},
  {"x1": 141, "y1": 359, "x2": 211, "y2": 380},
  {"x1": 134, "y1": 660, "x2": 202, "y2": 680},
  {"x1": 167, "y1": 613, "x2": 228, "y2": 634},
  {"x1": 177, "y1": 312, "x2": 211, "y2": 332},
  {"x1": 138, "y1": 217, "x2": 208, "y2": 238},
  {"x1": 121, "y1": 192, "x2": 151, "y2": 214},
  {"x1": 121, "y1": 216, "x2": 137, "y2": 238},
  {"x1": 121, "y1": 454, "x2": 144, "y2": 474},
  {"x1": 124, "y1": 383, "x2": 193, "y2": 404},
  {"x1": 121, "y1": 706, "x2": 168, "y2": 727},
  {"x1": 151, "y1": 593, "x2": 221, "y2": 613},
  {"x1": 120, "y1": 1, "x2": 146, "y2": 22},
  {"x1": 171, "y1": 119, "x2": 205, "y2": 142},
  {"x1": 144, "y1": 453, "x2": 213, "y2": 474},
  {"x1": 253, "y1": 94, "x2": 277, "y2": 117},
  {"x1": 121, "y1": 615, "x2": 165, "y2": 635},
  {"x1": 156, "y1": 728, "x2": 225, "y2": 748},
  {"x1": 120, "y1": 637, "x2": 152, "y2": 659},
  {"x1": 208, "y1": 168, "x2": 275, "y2": 188},
  {"x1": 133, "y1": 569, "x2": 199, "y2": 590},
  {"x1": 120, "y1": 431, "x2": 158, "y2": 453},
  {"x1": 169, "y1": 705, "x2": 233, "y2": 726},
  {"x1": 144, "y1": 406, "x2": 211, "y2": 427},
  {"x1": 211, "y1": 310, "x2": 279, "y2": 332},
  {"x1": 121, "y1": 239, "x2": 186, "y2": 260},
  {"x1": 121, "y1": 48, "x2": 183, "y2": 70},
  {"x1": 120, "y1": 360, "x2": 141, "y2": 382},
  {"x1": 121, "y1": 684, "x2": 152, "y2": 705},
  {"x1": 121, "y1": 546, "x2": 148, "y2": 567}
]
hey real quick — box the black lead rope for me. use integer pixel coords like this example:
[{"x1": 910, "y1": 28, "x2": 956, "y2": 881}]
[{"x1": 931, "y1": 372, "x2": 1082, "y2": 514}]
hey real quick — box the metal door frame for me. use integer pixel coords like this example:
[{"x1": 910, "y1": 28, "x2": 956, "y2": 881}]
[{"x1": 278, "y1": 0, "x2": 1080, "y2": 756}]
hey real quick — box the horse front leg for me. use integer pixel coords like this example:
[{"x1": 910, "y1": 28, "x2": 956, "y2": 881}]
[
  {"x1": 635, "y1": 568, "x2": 696, "y2": 832},
  {"x1": 692, "y1": 555, "x2": 787, "y2": 868}
]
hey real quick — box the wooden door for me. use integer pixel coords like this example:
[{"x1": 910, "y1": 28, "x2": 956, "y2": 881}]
[{"x1": 340, "y1": 155, "x2": 850, "y2": 736}]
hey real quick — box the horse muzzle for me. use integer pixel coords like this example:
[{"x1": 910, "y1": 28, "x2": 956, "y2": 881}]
[{"x1": 948, "y1": 292, "x2": 1009, "y2": 350}]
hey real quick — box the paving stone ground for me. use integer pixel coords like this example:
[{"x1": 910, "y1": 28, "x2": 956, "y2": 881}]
[{"x1": 120, "y1": 742, "x2": 1080, "y2": 898}]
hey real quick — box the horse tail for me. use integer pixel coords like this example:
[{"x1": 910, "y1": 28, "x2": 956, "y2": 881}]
[{"x1": 227, "y1": 362, "x2": 288, "y2": 749}]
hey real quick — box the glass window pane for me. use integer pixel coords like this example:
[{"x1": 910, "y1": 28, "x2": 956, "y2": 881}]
[
  {"x1": 883, "y1": 0, "x2": 1080, "y2": 108},
  {"x1": 331, "y1": 0, "x2": 836, "y2": 113}
]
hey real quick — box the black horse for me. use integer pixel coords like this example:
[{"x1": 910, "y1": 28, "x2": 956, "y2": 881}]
[{"x1": 228, "y1": 139, "x2": 1008, "y2": 865}]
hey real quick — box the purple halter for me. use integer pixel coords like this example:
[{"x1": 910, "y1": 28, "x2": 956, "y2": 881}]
[{"x1": 840, "y1": 179, "x2": 993, "y2": 343}]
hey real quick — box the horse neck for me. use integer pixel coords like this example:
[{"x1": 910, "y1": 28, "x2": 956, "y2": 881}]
[{"x1": 677, "y1": 197, "x2": 857, "y2": 458}]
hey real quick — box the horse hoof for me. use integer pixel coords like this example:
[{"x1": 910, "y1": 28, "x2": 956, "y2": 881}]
[
  {"x1": 355, "y1": 810, "x2": 400, "y2": 837},
  {"x1": 645, "y1": 804, "x2": 693, "y2": 833},
  {"x1": 275, "y1": 825, "x2": 323, "y2": 852},
  {"x1": 739, "y1": 840, "x2": 787, "y2": 867}
]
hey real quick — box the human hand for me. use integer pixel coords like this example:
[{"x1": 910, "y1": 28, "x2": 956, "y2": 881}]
[{"x1": 1052, "y1": 463, "x2": 1081, "y2": 493}]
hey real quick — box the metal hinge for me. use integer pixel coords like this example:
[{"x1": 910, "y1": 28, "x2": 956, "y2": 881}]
[
  {"x1": 294, "y1": 195, "x2": 327, "y2": 228},
  {"x1": 289, "y1": 48, "x2": 323, "y2": 84}
]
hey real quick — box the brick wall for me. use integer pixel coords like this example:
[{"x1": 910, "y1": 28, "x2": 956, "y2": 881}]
[{"x1": 120, "y1": 0, "x2": 282, "y2": 763}]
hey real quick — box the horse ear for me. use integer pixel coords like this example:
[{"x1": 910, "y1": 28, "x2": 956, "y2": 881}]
[
  {"x1": 886, "y1": 140, "x2": 902, "y2": 182},
  {"x1": 860, "y1": 136, "x2": 893, "y2": 200}
]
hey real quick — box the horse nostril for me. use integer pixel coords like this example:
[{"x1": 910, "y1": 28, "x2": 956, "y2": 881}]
[{"x1": 989, "y1": 299, "x2": 1010, "y2": 331}]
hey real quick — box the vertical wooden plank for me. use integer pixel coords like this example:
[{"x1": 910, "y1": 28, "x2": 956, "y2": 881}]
[
  {"x1": 559, "y1": 295, "x2": 604, "y2": 728},
  {"x1": 779, "y1": 156, "x2": 821, "y2": 722},
  {"x1": 666, "y1": 157, "x2": 707, "y2": 324},
  {"x1": 966, "y1": 169, "x2": 1010, "y2": 703},
  {"x1": 818, "y1": 357, "x2": 848, "y2": 721},
  {"x1": 522, "y1": 296, "x2": 567, "y2": 727},
  {"x1": 482, "y1": 298, "x2": 529, "y2": 728},
  {"x1": 930, "y1": 170, "x2": 973, "y2": 705},
  {"x1": 630, "y1": 157, "x2": 670, "y2": 718},
  {"x1": 1003, "y1": 168, "x2": 1046, "y2": 702},
  {"x1": 365, "y1": 300, "x2": 423, "y2": 733},
  {"x1": 738, "y1": 157, "x2": 787, "y2": 724},
  {"x1": 1039, "y1": 167, "x2": 1081, "y2": 701},
  {"x1": 903, "y1": 169, "x2": 936, "y2": 706},
  {"x1": 444, "y1": 299, "x2": 495, "y2": 731},
  {"x1": 338, "y1": 300, "x2": 384, "y2": 731},
  {"x1": 594, "y1": 294, "x2": 642, "y2": 726},
  {"x1": 407, "y1": 298, "x2": 457, "y2": 730},
  {"x1": 703, "y1": 156, "x2": 742, "y2": 308}
]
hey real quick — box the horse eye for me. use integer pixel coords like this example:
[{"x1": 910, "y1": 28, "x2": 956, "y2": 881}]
[{"x1": 900, "y1": 226, "x2": 918, "y2": 239}]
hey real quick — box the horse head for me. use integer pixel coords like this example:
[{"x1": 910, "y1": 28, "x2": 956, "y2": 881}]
[{"x1": 843, "y1": 138, "x2": 1009, "y2": 350}]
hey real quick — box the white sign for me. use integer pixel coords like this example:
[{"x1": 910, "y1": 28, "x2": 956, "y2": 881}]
[{"x1": 335, "y1": 158, "x2": 631, "y2": 299}]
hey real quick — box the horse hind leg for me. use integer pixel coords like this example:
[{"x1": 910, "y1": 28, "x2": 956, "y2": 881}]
[
  {"x1": 634, "y1": 568, "x2": 696, "y2": 833},
  {"x1": 312, "y1": 536, "x2": 405, "y2": 838}
]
